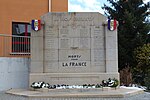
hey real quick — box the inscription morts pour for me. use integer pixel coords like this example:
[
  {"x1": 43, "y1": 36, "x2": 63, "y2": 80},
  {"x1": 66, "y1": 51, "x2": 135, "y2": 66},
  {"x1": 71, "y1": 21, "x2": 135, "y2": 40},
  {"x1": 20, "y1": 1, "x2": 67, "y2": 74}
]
[
  {"x1": 62, "y1": 62, "x2": 87, "y2": 67},
  {"x1": 62, "y1": 54, "x2": 87, "y2": 67},
  {"x1": 59, "y1": 50, "x2": 90, "y2": 61}
]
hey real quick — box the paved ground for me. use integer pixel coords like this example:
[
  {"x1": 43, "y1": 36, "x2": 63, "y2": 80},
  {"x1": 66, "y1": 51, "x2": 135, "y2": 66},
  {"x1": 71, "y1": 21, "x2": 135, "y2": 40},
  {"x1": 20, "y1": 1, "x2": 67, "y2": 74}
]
[{"x1": 0, "y1": 91, "x2": 150, "y2": 100}]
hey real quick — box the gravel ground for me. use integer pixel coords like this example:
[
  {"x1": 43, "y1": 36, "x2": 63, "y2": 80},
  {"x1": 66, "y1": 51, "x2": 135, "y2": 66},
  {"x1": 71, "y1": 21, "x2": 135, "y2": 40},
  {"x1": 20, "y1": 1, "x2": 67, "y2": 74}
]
[{"x1": 0, "y1": 92, "x2": 150, "y2": 100}]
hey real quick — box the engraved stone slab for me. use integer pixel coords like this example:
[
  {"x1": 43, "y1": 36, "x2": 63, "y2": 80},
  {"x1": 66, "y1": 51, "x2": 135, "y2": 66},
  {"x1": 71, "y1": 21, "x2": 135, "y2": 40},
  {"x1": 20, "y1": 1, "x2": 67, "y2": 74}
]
[
  {"x1": 44, "y1": 61, "x2": 59, "y2": 73},
  {"x1": 91, "y1": 37, "x2": 104, "y2": 49},
  {"x1": 44, "y1": 50, "x2": 58, "y2": 61},
  {"x1": 91, "y1": 26, "x2": 103, "y2": 37},
  {"x1": 45, "y1": 26, "x2": 58, "y2": 38},
  {"x1": 79, "y1": 38, "x2": 91, "y2": 49},
  {"x1": 91, "y1": 50, "x2": 105, "y2": 61},
  {"x1": 45, "y1": 38, "x2": 58, "y2": 49},
  {"x1": 59, "y1": 27, "x2": 70, "y2": 38},
  {"x1": 43, "y1": 13, "x2": 107, "y2": 73},
  {"x1": 30, "y1": 12, "x2": 119, "y2": 86},
  {"x1": 59, "y1": 38, "x2": 70, "y2": 49}
]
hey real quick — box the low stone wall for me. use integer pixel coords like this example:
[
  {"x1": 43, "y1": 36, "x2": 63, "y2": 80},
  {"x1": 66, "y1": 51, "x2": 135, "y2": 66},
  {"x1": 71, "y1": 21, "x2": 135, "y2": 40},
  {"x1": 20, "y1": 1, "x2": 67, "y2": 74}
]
[{"x1": 0, "y1": 57, "x2": 30, "y2": 91}]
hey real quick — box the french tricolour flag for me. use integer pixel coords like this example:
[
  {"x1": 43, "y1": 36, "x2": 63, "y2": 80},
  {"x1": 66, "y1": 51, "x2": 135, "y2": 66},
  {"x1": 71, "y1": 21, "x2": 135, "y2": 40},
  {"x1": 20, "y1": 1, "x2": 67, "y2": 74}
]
[
  {"x1": 31, "y1": 20, "x2": 41, "y2": 31},
  {"x1": 108, "y1": 19, "x2": 117, "y2": 31}
]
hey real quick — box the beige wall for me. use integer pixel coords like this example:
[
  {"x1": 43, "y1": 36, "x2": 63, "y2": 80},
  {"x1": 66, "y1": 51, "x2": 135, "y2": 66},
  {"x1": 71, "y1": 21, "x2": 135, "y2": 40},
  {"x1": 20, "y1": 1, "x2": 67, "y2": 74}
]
[
  {"x1": 0, "y1": 0, "x2": 68, "y2": 57},
  {"x1": 0, "y1": 0, "x2": 68, "y2": 34},
  {"x1": 51, "y1": 0, "x2": 68, "y2": 12},
  {"x1": 0, "y1": 0, "x2": 49, "y2": 34}
]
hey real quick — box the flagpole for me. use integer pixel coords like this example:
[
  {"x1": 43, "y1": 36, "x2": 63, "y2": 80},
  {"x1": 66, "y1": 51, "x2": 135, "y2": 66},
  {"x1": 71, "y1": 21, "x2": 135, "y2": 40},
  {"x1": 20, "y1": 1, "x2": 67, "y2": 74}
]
[{"x1": 48, "y1": 0, "x2": 51, "y2": 12}]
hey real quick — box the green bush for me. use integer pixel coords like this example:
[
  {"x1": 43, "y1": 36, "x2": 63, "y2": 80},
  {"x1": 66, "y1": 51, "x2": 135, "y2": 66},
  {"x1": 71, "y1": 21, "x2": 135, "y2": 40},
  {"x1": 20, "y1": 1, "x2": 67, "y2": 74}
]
[{"x1": 144, "y1": 72, "x2": 150, "y2": 90}]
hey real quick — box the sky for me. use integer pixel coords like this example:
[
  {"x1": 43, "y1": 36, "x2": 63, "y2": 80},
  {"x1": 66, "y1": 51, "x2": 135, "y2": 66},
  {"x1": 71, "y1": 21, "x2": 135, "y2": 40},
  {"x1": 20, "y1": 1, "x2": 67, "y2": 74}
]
[{"x1": 69, "y1": 0, "x2": 150, "y2": 14}]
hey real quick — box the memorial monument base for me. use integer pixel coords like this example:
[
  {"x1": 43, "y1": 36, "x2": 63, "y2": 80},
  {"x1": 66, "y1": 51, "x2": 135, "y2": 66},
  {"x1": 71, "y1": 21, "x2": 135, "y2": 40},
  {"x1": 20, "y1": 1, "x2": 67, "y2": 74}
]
[
  {"x1": 30, "y1": 12, "x2": 120, "y2": 91},
  {"x1": 29, "y1": 73, "x2": 119, "y2": 85},
  {"x1": 6, "y1": 87, "x2": 144, "y2": 98}
]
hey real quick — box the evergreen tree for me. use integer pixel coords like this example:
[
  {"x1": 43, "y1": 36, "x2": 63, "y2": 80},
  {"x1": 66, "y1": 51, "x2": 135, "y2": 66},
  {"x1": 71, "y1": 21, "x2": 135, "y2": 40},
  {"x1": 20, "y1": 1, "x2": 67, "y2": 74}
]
[
  {"x1": 133, "y1": 44, "x2": 150, "y2": 85},
  {"x1": 102, "y1": 0, "x2": 150, "y2": 70}
]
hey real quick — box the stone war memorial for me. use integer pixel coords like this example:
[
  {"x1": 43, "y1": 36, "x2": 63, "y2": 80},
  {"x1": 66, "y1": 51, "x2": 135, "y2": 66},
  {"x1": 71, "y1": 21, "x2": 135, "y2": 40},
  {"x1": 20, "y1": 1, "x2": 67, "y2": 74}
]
[
  {"x1": 6, "y1": 12, "x2": 144, "y2": 98},
  {"x1": 30, "y1": 12, "x2": 119, "y2": 86}
]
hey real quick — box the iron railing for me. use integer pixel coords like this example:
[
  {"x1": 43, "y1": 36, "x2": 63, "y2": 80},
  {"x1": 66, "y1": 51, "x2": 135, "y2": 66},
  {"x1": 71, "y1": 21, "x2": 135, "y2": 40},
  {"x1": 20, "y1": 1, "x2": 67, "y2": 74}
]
[{"x1": 0, "y1": 34, "x2": 30, "y2": 56}]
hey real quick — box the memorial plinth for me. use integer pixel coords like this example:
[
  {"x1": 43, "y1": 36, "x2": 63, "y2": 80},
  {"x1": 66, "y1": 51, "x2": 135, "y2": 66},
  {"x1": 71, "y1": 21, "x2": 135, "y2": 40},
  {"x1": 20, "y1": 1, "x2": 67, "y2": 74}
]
[
  {"x1": 6, "y1": 88, "x2": 144, "y2": 98},
  {"x1": 30, "y1": 12, "x2": 119, "y2": 86}
]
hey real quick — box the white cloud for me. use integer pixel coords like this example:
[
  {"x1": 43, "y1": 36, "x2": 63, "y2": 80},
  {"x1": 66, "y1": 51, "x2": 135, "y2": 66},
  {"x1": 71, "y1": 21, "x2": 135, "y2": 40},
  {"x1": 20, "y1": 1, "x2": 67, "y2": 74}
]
[
  {"x1": 76, "y1": 0, "x2": 100, "y2": 8},
  {"x1": 143, "y1": 0, "x2": 150, "y2": 3},
  {"x1": 69, "y1": 0, "x2": 105, "y2": 14},
  {"x1": 69, "y1": 0, "x2": 149, "y2": 14}
]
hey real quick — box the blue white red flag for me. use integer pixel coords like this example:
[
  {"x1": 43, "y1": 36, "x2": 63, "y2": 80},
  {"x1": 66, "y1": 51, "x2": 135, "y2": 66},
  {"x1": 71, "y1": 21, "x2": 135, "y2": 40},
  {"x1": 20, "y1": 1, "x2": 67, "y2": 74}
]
[
  {"x1": 31, "y1": 20, "x2": 41, "y2": 31},
  {"x1": 108, "y1": 19, "x2": 117, "y2": 31}
]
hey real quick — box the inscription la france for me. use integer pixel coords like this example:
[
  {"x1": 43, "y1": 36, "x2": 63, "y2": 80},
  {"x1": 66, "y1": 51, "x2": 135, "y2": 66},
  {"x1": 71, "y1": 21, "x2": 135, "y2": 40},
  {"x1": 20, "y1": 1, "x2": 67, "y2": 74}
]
[{"x1": 62, "y1": 55, "x2": 87, "y2": 67}]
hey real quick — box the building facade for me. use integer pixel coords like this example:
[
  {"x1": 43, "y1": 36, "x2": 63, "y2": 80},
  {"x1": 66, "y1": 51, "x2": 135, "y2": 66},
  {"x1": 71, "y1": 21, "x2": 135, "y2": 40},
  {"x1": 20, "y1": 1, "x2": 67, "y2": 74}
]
[
  {"x1": 0, "y1": 0, "x2": 68, "y2": 91},
  {"x1": 0, "y1": 0, "x2": 68, "y2": 57}
]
